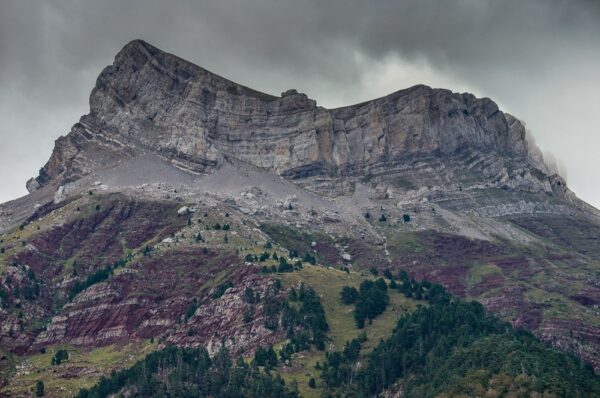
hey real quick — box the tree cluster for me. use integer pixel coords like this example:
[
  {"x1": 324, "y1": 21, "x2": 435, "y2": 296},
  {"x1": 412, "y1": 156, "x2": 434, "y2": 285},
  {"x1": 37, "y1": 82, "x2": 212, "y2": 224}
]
[
  {"x1": 321, "y1": 277, "x2": 600, "y2": 397},
  {"x1": 352, "y1": 279, "x2": 389, "y2": 328},
  {"x1": 76, "y1": 345, "x2": 299, "y2": 398}
]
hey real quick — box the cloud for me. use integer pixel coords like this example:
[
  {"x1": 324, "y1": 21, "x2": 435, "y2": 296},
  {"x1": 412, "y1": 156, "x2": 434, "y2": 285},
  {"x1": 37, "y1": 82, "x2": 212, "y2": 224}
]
[{"x1": 0, "y1": 0, "x2": 598, "y2": 207}]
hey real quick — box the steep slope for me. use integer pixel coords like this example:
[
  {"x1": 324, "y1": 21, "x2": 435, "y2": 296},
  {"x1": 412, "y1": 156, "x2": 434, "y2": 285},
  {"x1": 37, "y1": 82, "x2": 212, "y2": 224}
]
[{"x1": 1, "y1": 40, "x2": 599, "y2": 396}]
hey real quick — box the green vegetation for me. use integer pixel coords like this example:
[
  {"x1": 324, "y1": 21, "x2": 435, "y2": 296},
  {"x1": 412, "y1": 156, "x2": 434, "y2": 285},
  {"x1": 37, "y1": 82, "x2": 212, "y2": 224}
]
[
  {"x1": 244, "y1": 287, "x2": 259, "y2": 304},
  {"x1": 76, "y1": 346, "x2": 298, "y2": 398},
  {"x1": 259, "y1": 224, "x2": 328, "y2": 265},
  {"x1": 1, "y1": 342, "x2": 158, "y2": 397},
  {"x1": 258, "y1": 256, "x2": 304, "y2": 274},
  {"x1": 352, "y1": 278, "x2": 389, "y2": 328},
  {"x1": 50, "y1": 349, "x2": 68, "y2": 366},
  {"x1": 253, "y1": 345, "x2": 278, "y2": 368},
  {"x1": 339, "y1": 286, "x2": 358, "y2": 305},
  {"x1": 319, "y1": 280, "x2": 600, "y2": 397},
  {"x1": 212, "y1": 280, "x2": 233, "y2": 299},
  {"x1": 278, "y1": 265, "x2": 420, "y2": 396},
  {"x1": 284, "y1": 284, "x2": 328, "y2": 351},
  {"x1": 68, "y1": 257, "x2": 131, "y2": 300},
  {"x1": 35, "y1": 380, "x2": 44, "y2": 397},
  {"x1": 69, "y1": 266, "x2": 112, "y2": 299},
  {"x1": 4, "y1": 206, "x2": 599, "y2": 398},
  {"x1": 265, "y1": 284, "x2": 329, "y2": 353},
  {"x1": 184, "y1": 301, "x2": 199, "y2": 321}
]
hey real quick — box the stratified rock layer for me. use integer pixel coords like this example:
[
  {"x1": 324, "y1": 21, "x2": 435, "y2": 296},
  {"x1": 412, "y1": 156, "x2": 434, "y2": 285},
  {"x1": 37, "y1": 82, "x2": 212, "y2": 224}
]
[{"x1": 30, "y1": 40, "x2": 551, "y2": 196}]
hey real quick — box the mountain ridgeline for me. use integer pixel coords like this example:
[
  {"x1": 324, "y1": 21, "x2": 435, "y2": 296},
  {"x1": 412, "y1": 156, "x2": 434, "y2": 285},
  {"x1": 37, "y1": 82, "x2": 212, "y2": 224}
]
[
  {"x1": 0, "y1": 40, "x2": 599, "y2": 397},
  {"x1": 27, "y1": 39, "x2": 562, "y2": 197}
]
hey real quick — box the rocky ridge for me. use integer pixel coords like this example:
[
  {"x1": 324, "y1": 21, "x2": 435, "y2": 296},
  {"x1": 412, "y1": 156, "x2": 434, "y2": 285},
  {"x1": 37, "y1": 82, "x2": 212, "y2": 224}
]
[{"x1": 28, "y1": 40, "x2": 561, "y2": 199}]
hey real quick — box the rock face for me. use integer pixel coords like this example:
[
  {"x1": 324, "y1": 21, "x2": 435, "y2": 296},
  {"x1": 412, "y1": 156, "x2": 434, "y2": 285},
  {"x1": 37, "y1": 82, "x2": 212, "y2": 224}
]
[
  {"x1": 29, "y1": 40, "x2": 551, "y2": 196},
  {"x1": 3, "y1": 40, "x2": 600, "y2": 396}
]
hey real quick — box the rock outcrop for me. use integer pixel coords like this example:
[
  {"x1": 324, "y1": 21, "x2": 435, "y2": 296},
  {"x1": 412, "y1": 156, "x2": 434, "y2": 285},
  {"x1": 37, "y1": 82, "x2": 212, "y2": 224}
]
[{"x1": 29, "y1": 39, "x2": 555, "y2": 197}]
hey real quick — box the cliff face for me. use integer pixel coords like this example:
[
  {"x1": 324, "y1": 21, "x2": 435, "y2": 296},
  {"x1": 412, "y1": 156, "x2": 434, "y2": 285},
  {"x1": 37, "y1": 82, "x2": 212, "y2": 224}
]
[{"x1": 29, "y1": 39, "x2": 542, "y2": 193}]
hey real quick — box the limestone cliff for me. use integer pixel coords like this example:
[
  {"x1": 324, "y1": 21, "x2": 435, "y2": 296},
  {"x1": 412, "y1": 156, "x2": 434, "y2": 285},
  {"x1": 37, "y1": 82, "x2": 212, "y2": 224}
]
[{"x1": 28, "y1": 39, "x2": 554, "y2": 195}]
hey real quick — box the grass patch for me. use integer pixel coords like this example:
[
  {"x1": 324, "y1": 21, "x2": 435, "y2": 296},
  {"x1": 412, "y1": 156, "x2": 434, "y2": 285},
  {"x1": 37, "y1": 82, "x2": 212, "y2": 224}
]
[
  {"x1": 0, "y1": 341, "x2": 157, "y2": 398},
  {"x1": 383, "y1": 231, "x2": 425, "y2": 257},
  {"x1": 467, "y1": 263, "x2": 502, "y2": 286}
]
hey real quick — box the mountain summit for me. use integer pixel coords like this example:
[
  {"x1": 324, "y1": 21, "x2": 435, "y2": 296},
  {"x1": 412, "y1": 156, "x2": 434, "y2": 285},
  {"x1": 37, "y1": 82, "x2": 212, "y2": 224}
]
[
  {"x1": 1, "y1": 40, "x2": 599, "y2": 396},
  {"x1": 28, "y1": 39, "x2": 561, "y2": 197}
]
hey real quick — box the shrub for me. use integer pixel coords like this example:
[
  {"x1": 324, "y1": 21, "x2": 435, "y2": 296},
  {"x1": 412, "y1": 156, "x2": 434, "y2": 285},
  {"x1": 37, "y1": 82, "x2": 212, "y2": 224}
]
[
  {"x1": 184, "y1": 302, "x2": 198, "y2": 321},
  {"x1": 243, "y1": 308, "x2": 253, "y2": 323},
  {"x1": 288, "y1": 288, "x2": 298, "y2": 301},
  {"x1": 35, "y1": 380, "x2": 44, "y2": 397},
  {"x1": 384, "y1": 269, "x2": 394, "y2": 280},
  {"x1": 213, "y1": 281, "x2": 233, "y2": 299},
  {"x1": 302, "y1": 253, "x2": 316, "y2": 265},
  {"x1": 259, "y1": 251, "x2": 270, "y2": 262},
  {"x1": 51, "y1": 349, "x2": 69, "y2": 366},
  {"x1": 244, "y1": 287, "x2": 256, "y2": 303},
  {"x1": 277, "y1": 257, "x2": 293, "y2": 272},
  {"x1": 340, "y1": 286, "x2": 359, "y2": 305}
]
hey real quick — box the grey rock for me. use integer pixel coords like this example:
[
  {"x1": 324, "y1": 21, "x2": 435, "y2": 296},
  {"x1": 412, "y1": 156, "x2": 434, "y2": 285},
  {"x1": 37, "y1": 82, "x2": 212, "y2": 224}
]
[{"x1": 29, "y1": 40, "x2": 561, "y2": 199}]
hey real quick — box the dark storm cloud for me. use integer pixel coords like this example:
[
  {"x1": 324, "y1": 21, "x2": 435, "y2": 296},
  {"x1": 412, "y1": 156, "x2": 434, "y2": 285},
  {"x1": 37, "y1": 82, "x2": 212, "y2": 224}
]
[{"x1": 1, "y1": 0, "x2": 599, "y2": 206}]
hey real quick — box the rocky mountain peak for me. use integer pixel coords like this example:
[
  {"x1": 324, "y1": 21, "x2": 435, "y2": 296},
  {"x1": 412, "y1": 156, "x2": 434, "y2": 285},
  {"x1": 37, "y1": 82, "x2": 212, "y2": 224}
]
[{"x1": 27, "y1": 40, "x2": 558, "y2": 199}]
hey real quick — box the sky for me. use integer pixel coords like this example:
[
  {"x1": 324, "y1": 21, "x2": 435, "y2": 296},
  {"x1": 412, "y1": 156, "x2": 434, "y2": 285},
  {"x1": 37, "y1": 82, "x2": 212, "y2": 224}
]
[{"x1": 1, "y1": 0, "x2": 599, "y2": 207}]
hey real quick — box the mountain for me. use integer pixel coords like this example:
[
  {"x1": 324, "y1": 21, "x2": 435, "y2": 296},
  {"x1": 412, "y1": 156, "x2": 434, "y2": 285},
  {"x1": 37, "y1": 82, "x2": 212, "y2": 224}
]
[{"x1": 1, "y1": 40, "x2": 599, "y2": 397}]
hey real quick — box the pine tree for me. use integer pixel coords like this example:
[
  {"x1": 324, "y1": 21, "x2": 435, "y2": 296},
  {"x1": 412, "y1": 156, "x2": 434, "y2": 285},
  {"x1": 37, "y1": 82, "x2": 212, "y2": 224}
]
[{"x1": 35, "y1": 380, "x2": 44, "y2": 397}]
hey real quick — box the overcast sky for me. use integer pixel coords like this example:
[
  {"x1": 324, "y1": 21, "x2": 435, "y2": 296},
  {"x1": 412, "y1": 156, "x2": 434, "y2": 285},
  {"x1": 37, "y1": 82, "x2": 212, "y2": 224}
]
[{"x1": 1, "y1": 0, "x2": 599, "y2": 207}]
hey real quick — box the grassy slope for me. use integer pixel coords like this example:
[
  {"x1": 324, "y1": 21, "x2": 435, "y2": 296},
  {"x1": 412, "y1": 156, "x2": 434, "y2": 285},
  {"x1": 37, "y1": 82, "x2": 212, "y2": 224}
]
[
  {"x1": 0, "y1": 341, "x2": 157, "y2": 397},
  {"x1": 7, "y1": 193, "x2": 597, "y2": 396},
  {"x1": 278, "y1": 265, "x2": 421, "y2": 397}
]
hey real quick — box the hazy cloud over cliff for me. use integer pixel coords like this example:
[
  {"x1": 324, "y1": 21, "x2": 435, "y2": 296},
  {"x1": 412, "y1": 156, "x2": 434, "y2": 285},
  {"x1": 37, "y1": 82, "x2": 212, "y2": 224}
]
[{"x1": 1, "y1": 0, "x2": 599, "y2": 206}]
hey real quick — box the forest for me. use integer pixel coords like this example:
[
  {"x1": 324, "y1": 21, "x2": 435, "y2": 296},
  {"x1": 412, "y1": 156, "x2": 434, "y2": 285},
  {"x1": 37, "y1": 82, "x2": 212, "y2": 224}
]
[{"x1": 76, "y1": 275, "x2": 600, "y2": 397}]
